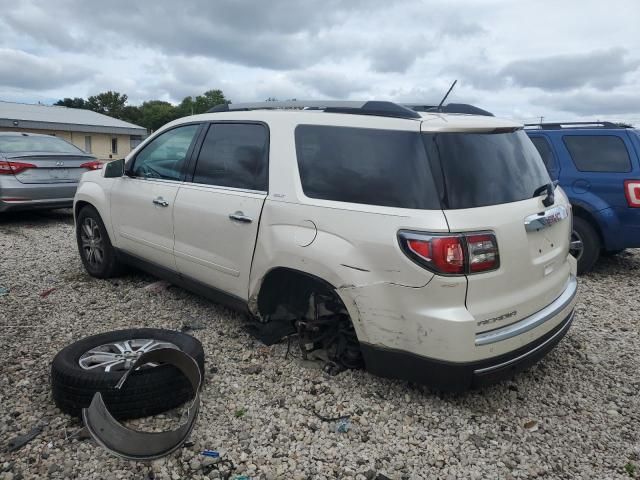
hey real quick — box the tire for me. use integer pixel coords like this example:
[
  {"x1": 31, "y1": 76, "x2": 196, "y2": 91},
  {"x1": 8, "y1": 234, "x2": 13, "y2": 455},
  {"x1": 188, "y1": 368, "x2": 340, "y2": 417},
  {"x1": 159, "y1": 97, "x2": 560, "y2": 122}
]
[
  {"x1": 571, "y1": 217, "x2": 601, "y2": 275},
  {"x1": 51, "y1": 328, "x2": 205, "y2": 419},
  {"x1": 602, "y1": 249, "x2": 625, "y2": 257},
  {"x1": 76, "y1": 205, "x2": 123, "y2": 278}
]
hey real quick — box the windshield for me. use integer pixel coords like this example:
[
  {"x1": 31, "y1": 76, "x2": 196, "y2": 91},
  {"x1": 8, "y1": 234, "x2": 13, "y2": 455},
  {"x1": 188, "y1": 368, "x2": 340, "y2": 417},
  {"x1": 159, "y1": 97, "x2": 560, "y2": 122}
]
[
  {"x1": 0, "y1": 135, "x2": 86, "y2": 154},
  {"x1": 422, "y1": 130, "x2": 551, "y2": 209}
]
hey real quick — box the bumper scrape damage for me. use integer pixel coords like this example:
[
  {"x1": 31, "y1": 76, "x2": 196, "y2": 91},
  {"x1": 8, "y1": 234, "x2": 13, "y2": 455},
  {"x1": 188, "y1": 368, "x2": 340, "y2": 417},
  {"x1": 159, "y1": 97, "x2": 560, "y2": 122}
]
[{"x1": 337, "y1": 274, "x2": 578, "y2": 392}]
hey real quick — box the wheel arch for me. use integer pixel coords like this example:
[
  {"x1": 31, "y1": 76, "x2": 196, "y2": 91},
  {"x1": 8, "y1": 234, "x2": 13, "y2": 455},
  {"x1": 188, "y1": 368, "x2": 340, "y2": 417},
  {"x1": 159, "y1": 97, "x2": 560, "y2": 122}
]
[
  {"x1": 571, "y1": 203, "x2": 604, "y2": 245},
  {"x1": 74, "y1": 181, "x2": 115, "y2": 245},
  {"x1": 254, "y1": 266, "x2": 346, "y2": 318}
]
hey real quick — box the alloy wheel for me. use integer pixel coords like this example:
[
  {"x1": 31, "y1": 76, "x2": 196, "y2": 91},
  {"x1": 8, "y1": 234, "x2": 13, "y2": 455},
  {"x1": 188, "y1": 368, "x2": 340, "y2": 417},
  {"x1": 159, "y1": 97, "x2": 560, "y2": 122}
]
[
  {"x1": 78, "y1": 339, "x2": 179, "y2": 372},
  {"x1": 80, "y1": 217, "x2": 105, "y2": 268}
]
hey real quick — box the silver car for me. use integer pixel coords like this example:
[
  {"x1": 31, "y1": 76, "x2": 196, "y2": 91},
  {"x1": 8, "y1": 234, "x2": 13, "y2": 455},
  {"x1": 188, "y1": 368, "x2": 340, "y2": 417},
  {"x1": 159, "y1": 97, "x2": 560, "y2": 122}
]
[{"x1": 0, "y1": 132, "x2": 99, "y2": 212}]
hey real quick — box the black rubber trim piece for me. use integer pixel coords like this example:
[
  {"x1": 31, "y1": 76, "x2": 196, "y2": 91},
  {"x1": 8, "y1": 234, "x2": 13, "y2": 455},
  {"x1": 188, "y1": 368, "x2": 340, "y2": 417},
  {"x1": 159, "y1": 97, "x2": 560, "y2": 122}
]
[{"x1": 360, "y1": 310, "x2": 574, "y2": 392}]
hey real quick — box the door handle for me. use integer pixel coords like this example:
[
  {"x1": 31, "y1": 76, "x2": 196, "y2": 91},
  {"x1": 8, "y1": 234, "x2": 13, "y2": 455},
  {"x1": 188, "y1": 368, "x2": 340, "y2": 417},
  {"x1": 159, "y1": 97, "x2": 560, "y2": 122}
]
[
  {"x1": 152, "y1": 197, "x2": 169, "y2": 207},
  {"x1": 229, "y1": 211, "x2": 253, "y2": 223}
]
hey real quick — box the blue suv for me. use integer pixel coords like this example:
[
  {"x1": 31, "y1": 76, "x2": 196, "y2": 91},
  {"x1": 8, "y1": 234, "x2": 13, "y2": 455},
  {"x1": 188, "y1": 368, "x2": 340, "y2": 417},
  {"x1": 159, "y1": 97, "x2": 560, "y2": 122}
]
[{"x1": 526, "y1": 122, "x2": 640, "y2": 274}]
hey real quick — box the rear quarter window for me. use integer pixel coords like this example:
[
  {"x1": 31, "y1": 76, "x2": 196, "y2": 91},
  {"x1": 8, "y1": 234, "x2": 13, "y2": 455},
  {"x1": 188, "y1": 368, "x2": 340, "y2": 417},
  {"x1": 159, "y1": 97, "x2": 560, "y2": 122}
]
[
  {"x1": 294, "y1": 125, "x2": 440, "y2": 209},
  {"x1": 529, "y1": 136, "x2": 557, "y2": 173},
  {"x1": 563, "y1": 135, "x2": 631, "y2": 172}
]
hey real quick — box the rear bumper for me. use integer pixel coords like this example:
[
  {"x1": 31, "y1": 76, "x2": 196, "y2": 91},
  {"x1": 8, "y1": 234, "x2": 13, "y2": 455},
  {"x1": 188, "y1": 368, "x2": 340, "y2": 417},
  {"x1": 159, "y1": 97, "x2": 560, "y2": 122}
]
[
  {"x1": 361, "y1": 309, "x2": 574, "y2": 392},
  {"x1": 0, "y1": 178, "x2": 77, "y2": 212},
  {"x1": 596, "y1": 206, "x2": 640, "y2": 250}
]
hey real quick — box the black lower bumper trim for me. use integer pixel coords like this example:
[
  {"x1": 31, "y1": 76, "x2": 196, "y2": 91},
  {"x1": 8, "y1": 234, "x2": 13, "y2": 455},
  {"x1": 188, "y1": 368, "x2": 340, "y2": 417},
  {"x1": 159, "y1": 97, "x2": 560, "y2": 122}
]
[{"x1": 360, "y1": 310, "x2": 574, "y2": 392}]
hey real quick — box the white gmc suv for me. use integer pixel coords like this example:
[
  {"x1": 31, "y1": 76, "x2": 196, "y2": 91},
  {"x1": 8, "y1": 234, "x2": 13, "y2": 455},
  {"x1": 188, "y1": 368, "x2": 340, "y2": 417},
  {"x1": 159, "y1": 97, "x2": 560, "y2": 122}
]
[{"x1": 74, "y1": 101, "x2": 578, "y2": 391}]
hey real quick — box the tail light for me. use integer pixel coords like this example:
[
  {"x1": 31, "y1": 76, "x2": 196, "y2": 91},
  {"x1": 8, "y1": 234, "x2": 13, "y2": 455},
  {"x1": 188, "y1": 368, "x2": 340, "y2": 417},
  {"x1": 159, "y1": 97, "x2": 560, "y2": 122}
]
[
  {"x1": 0, "y1": 160, "x2": 37, "y2": 175},
  {"x1": 80, "y1": 161, "x2": 103, "y2": 171},
  {"x1": 624, "y1": 180, "x2": 640, "y2": 207},
  {"x1": 398, "y1": 230, "x2": 499, "y2": 275}
]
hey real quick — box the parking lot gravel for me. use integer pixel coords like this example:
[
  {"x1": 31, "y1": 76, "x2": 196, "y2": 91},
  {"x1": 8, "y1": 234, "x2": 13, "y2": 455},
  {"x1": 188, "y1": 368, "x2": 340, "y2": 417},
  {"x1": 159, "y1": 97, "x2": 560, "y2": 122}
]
[{"x1": 1, "y1": 209, "x2": 639, "y2": 479}]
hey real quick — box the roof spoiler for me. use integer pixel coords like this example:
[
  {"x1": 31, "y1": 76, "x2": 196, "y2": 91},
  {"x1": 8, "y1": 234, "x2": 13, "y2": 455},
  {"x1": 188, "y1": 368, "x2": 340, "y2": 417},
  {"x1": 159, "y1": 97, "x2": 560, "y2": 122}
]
[{"x1": 404, "y1": 103, "x2": 494, "y2": 116}]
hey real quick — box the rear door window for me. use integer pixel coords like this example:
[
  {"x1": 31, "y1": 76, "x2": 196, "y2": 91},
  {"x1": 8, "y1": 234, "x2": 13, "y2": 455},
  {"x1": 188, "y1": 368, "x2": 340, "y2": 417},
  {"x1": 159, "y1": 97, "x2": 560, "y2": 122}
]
[
  {"x1": 563, "y1": 135, "x2": 631, "y2": 172},
  {"x1": 423, "y1": 130, "x2": 551, "y2": 209},
  {"x1": 192, "y1": 123, "x2": 268, "y2": 191},
  {"x1": 295, "y1": 125, "x2": 439, "y2": 209}
]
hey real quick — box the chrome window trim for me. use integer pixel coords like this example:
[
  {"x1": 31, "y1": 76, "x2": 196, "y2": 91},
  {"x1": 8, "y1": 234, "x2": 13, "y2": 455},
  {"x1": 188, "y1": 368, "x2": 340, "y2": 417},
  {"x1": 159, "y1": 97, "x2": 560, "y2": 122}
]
[
  {"x1": 182, "y1": 181, "x2": 267, "y2": 195},
  {"x1": 475, "y1": 275, "x2": 577, "y2": 346},
  {"x1": 126, "y1": 176, "x2": 184, "y2": 186}
]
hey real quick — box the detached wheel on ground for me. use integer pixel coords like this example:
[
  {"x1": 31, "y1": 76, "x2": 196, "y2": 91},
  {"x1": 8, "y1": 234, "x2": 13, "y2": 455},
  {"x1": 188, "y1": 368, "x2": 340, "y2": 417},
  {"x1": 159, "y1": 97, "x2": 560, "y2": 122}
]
[
  {"x1": 76, "y1": 205, "x2": 123, "y2": 278},
  {"x1": 51, "y1": 328, "x2": 205, "y2": 419},
  {"x1": 570, "y1": 216, "x2": 601, "y2": 275}
]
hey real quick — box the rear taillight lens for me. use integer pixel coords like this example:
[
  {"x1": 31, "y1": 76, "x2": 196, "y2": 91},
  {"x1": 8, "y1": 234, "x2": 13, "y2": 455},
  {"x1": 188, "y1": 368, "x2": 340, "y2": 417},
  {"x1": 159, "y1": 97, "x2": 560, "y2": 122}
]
[
  {"x1": 80, "y1": 161, "x2": 103, "y2": 171},
  {"x1": 399, "y1": 230, "x2": 499, "y2": 275},
  {"x1": 0, "y1": 160, "x2": 37, "y2": 175},
  {"x1": 624, "y1": 180, "x2": 640, "y2": 208}
]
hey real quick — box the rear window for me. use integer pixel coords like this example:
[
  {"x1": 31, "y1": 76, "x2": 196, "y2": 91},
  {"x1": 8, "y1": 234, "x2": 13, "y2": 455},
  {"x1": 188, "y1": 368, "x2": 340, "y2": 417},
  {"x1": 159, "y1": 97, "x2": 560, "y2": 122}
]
[
  {"x1": 0, "y1": 135, "x2": 85, "y2": 154},
  {"x1": 423, "y1": 130, "x2": 551, "y2": 209},
  {"x1": 563, "y1": 135, "x2": 631, "y2": 172},
  {"x1": 295, "y1": 125, "x2": 440, "y2": 209}
]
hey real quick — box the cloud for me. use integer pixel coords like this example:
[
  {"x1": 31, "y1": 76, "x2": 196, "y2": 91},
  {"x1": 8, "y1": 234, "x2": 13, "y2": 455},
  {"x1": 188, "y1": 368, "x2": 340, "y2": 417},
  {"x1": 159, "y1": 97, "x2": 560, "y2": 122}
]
[
  {"x1": 291, "y1": 70, "x2": 369, "y2": 98},
  {"x1": 444, "y1": 63, "x2": 506, "y2": 91},
  {"x1": 0, "y1": 48, "x2": 94, "y2": 90},
  {"x1": 0, "y1": 0, "x2": 390, "y2": 70},
  {"x1": 369, "y1": 43, "x2": 423, "y2": 73},
  {"x1": 0, "y1": 0, "x2": 638, "y2": 125},
  {"x1": 501, "y1": 48, "x2": 640, "y2": 91},
  {"x1": 534, "y1": 90, "x2": 640, "y2": 116}
]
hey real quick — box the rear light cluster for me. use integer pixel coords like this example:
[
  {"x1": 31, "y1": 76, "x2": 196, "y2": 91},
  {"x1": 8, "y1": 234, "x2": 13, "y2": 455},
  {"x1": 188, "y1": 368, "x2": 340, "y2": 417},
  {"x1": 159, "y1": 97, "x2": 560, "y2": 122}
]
[
  {"x1": 80, "y1": 161, "x2": 103, "y2": 171},
  {"x1": 0, "y1": 160, "x2": 36, "y2": 175},
  {"x1": 398, "y1": 230, "x2": 500, "y2": 275},
  {"x1": 625, "y1": 180, "x2": 640, "y2": 208}
]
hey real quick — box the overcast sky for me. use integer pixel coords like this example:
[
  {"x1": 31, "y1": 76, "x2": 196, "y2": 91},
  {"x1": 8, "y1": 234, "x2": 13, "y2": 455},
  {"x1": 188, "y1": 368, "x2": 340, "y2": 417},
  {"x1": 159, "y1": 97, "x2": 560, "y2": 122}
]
[{"x1": 1, "y1": 0, "x2": 639, "y2": 124}]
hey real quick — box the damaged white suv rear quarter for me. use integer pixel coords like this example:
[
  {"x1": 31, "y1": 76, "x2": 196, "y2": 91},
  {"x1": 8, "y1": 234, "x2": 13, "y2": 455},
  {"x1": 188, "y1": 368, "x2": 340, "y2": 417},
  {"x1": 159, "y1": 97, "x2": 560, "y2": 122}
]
[{"x1": 74, "y1": 101, "x2": 577, "y2": 391}]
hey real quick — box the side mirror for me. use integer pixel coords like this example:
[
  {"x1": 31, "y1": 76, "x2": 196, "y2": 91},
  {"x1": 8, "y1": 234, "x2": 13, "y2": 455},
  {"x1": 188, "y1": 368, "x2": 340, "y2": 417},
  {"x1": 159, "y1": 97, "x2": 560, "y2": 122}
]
[{"x1": 104, "y1": 158, "x2": 125, "y2": 178}]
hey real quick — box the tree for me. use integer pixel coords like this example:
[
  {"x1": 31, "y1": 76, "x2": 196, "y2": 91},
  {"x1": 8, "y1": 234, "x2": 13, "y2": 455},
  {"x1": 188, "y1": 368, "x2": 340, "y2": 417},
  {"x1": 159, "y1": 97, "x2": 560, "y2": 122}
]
[
  {"x1": 86, "y1": 91, "x2": 128, "y2": 118},
  {"x1": 138, "y1": 100, "x2": 178, "y2": 132},
  {"x1": 54, "y1": 97, "x2": 88, "y2": 109},
  {"x1": 176, "y1": 89, "x2": 227, "y2": 117},
  {"x1": 53, "y1": 88, "x2": 230, "y2": 132},
  {"x1": 120, "y1": 105, "x2": 142, "y2": 125}
]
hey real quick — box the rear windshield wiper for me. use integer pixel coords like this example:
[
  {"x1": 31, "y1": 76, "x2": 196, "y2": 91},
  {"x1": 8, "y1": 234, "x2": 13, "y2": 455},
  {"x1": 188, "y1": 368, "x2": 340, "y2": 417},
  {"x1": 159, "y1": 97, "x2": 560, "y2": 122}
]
[{"x1": 533, "y1": 181, "x2": 557, "y2": 207}]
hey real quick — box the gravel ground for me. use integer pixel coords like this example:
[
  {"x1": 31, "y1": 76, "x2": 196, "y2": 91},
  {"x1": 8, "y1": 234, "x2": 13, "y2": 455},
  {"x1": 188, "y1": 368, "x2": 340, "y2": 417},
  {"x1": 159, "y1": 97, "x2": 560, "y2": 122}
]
[{"x1": 0, "y1": 209, "x2": 639, "y2": 480}]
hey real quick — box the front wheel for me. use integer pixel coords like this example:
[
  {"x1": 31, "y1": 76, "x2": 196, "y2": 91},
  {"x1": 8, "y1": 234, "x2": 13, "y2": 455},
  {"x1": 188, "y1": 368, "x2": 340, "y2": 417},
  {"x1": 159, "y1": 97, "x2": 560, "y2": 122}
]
[
  {"x1": 570, "y1": 216, "x2": 600, "y2": 275},
  {"x1": 76, "y1": 205, "x2": 123, "y2": 278}
]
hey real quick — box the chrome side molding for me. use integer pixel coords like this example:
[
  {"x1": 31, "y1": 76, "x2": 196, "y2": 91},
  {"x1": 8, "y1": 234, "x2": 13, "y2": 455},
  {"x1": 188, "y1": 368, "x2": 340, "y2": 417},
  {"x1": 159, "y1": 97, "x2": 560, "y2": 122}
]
[{"x1": 524, "y1": 205, "x2": 569, "y2": 232}]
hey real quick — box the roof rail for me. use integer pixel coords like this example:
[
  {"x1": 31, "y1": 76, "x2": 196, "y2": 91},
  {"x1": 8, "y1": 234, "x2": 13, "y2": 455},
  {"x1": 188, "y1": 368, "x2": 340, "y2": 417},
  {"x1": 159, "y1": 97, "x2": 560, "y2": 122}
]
[
  {"x1": 404, "y1": 103, "x2": 494, "y2": 117},
  {"x1": 524, "y1": 121, "x2": 633, "y2": 130},
  {"x1": 207, "y1": 100, "x2": 422, "y2": 119}
]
